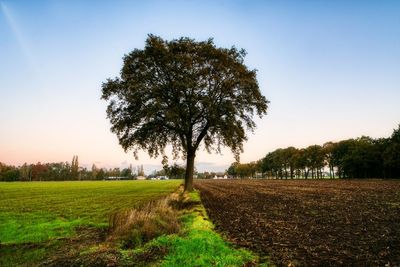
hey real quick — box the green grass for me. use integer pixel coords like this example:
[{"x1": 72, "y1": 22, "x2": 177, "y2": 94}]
[
  {"x1": 159, "y1": 213, "x2": 256, "y2": 266},
  {"x1": 0, "y1": 180, "x2": 181, "y2": 245},
  {"x1": 129, "y1": 190, "x2": 259, "y2": 267},
  {"x1": 0, "y1": 181, "x2": 264, "y2": 266}
]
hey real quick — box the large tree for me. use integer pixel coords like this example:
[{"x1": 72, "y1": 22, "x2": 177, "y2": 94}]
[{"x1": 101, "y1": 35, "x2": 269, "y2": 191}]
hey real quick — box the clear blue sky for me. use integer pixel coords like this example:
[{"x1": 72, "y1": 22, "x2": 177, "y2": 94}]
[{"x1": 1, "y1": 0, "x2": 399, "y2": 173}]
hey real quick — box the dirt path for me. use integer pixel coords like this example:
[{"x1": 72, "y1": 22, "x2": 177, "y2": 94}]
[{"x1": 195, "y1": 179, "x2": 400, "y2": 266}]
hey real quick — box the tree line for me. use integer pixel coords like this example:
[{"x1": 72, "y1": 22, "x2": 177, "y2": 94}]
[
  {"x1": 0, "y1": 156, "x2": 142, "y2": 182},
  {"x1": 227, "y1": 125, "x2": 400, "y2": 179}
]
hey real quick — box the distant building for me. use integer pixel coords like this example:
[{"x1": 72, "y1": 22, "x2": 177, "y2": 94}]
[
  {"x1": 136, "y1": 176, "x2": 146, "y2": 180},
  {"x1": 255, "y1": 172, "x2": 263, "y2": 178},
  {"x1": 105, "y1": 176, "x2": 130, "y2": 180},
  {"x1": 213, "y1": 174, "x2": 228, "y2": 179}
]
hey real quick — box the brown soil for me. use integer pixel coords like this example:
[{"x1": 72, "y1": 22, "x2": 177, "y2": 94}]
[{"x1": 195, "y1": 179, "x2": 400, "y2": 266}]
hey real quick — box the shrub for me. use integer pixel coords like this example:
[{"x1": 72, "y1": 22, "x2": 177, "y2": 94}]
[{"x1": 108, "y1": 193, "x2": 181, "y2": 248}]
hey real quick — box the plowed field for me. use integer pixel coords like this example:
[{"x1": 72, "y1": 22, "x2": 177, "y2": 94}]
[{"x1": 195, "y1": 179, "x2": 400, "y2": 266}]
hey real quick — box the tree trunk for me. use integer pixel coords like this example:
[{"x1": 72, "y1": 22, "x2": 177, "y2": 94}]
[{"x1": 184, "y1": 152, "x2": 195, "y2": 191}]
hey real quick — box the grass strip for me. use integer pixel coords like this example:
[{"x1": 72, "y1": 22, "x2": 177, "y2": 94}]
[{"x1": 128, "y1": 190, "x2": 261, "y2": 266}]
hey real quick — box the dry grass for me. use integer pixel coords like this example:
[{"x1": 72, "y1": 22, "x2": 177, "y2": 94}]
[{"x1": 108, "y1": 191, "x2": 184, "y2": 248}]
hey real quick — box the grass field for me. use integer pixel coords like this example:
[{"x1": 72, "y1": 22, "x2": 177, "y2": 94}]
[
  {"x1": 0, "y1": 180, "x2": 258, "y2": 266},
  {"x1": 0, "y1": 180, "x2": 181, "y2": 265}
]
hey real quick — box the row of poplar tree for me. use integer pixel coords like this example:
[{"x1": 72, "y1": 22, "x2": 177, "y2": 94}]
[{"x1": 228, "y1": 125, "x2": 400, "y2": 179}]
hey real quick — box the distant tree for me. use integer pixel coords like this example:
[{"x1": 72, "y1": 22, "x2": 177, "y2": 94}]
[
  {"x1": 349, "y1": 136, "x2": 383, "y2": 178},
  {"x1": 155, "y1": 168, "x2": 166, "y2": 176},
  {"x1": 235, "y1": 163, "x2": 255, "y2": 178},
  {"x1": 305, "y1": 145, "x2": 324, "y2": 178},
  {"x1": 168, "y1": 163, "x2": 186, "y2": 179},
  {"x1": 96, "y1": 168, "x2": 106, "y2": 180},
  {"x1": 71, "y1": 155, "x2": 79, "y2": 179},
  {"x1": 296, "y1": 149, "x2": 310, "y2": 178},
  {"x1": 383, "y1": 125, "x2": 400, "y2": 178},
  {"x1": 272, "y1": 149, "x2": 285, "y2": 179},
  {"x1": 261, "y1": 152, "x2": 274, "y2": 177},
  {"x1": 19, "y1": 163, "x2": 31, "y2": 181},
  {"x1": 121, "y1": 168, "x2": 132, "y2": 178},
  {"x1": 131, "y1": 166, "x2": 137, "y2": 178},
  {"x1": 261, "y1": 150, "x2": 283, "y2": 178},
  {"x1": 161, "y1": 155, "x2": 169, "y2": 175},
  {"x1": 390, "y1": 124, "x2": 400, "y2": 143},
  {"x1": 91, "y1": 164, "x2": 98, "y2": 180},
  {"x1": 138, "y1": 165, "x2": 145, "y2": 177},
  {"x1": 101, "y1": 35, "x2": 269, "y2": 191},
  {"x1": 384, "y1": 142, "x2": 400, "y2": 177},
  {"x1": 61, "y1": 161, "x2": 71, "y2": 180},
  {"x1": 323, "y1": 142, "x2": 336, "y2": 178},
  {"x1": 247, "y1": 161, "x2": 259, "y2": 178},
  {"x1": 109, "y1": 168, "x2": 121, "y2": 177},
  {"x1": 255, "y1": 160, "x2": 264, "y2": 176},
  {"x1": 227, "y1": 162, "x2": 239, "y2": 177},
  {"x1": 0, "y1": 163, "x2": 20, "y2": 181},
  {"x1": 3, "y1": 168, "x2": 19, "y2": 181},
  {"x1": 31, "y1": 162, "x2": 48, "y2": 181},
  {"x1": 129, "y1": 164, "x2": 135, "y2": 178},
  {"x1": 283, "y1": 147, "x2": 298, "y2": 179}
]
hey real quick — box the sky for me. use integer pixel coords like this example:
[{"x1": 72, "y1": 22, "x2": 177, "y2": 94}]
[{"x1": 0, "y1": 0, "x2": 399, "y2": 173}]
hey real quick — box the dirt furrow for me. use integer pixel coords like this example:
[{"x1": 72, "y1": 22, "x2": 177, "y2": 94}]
[{"x1": 195, "y1": 179, "x2": 400, "y2": 266}]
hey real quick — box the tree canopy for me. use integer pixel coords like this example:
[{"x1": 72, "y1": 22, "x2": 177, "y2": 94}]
[{"x1": 101, "y1": 35, "x2": 269, "y2": 190}]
